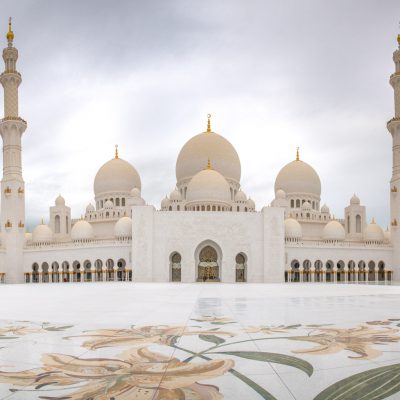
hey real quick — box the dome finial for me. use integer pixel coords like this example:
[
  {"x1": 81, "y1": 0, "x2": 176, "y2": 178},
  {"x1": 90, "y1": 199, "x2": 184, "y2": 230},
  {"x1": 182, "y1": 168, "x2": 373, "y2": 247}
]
[
  {"x1": 115, "y1": 144, "x2": 118, "y2": 159},
  {"x1": 6, "y1": 17, "x2": 13, "y2": 43},
  {"x1": 296, "y1": 147, "x2": 300, "y2": 161},
  {"x1": 207, "y1": 114, "x2": 211, "y2": 133},
  {"x1": 207, "y1": 158, "x2": 212, "y2": 169}
]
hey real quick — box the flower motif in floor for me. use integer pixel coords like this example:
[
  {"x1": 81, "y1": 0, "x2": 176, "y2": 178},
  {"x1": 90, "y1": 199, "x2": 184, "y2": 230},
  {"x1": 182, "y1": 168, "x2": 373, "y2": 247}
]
[
  {"x1": 0, "y1": 347, "x2": 233, "y2": 399},
  {"x1": 289, "y1": 325, "x2": 400, "y2": 359},
  {"x1": 72, "y1": 325, "x2": 236, "y2": 350},
  {"x1": 246, "y1": 324, "x2": 301, "y2": 335}
]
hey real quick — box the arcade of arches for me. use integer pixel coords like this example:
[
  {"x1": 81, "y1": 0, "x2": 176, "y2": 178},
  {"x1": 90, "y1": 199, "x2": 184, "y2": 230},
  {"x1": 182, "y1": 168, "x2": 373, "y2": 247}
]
[
  {"x1": 286, "y1": 259, "x2": 392, "y2": 283},
  {"x1": 26, "y1": 258, "x2": 132, "y2": 283}
]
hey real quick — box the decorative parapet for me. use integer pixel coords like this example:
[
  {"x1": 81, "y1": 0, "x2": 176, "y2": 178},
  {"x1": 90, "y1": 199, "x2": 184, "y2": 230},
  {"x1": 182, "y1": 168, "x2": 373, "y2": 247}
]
[
  {"x1": 0, "y1": 116, "x2": 27, "y2": 124},
  {"x1": 387, "y1": 117, "x2": 400, "y2": 127},
  {"x1": 285, "y1": 239, "x2": 392, "y2": 249}
]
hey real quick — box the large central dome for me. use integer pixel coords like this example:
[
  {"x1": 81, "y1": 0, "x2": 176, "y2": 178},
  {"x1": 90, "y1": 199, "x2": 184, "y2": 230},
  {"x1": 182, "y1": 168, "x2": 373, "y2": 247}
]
[
  {"x1": 176, "y1": 130, "x2": 241, "y2": 184},
  {"x1": 94, "y1": 157, "x2": 141, "y2": 197}
]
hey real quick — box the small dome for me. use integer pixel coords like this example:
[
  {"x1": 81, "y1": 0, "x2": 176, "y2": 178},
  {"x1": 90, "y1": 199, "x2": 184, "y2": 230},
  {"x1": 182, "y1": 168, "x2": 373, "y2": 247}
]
[
  {"x1": 86, "y1": 203, "x2": 95, "y2": 213},
  {"x1": 321, "y1": 204, "x2": 330, "y2": 213},
  {"x1": 71, "y1": 220, "x2": 94, "y2": 241},
  {"x1": 104, "y1": 200, "x2": 113, "y2": 209},
  {"x1": 94, "y1": 157, "x2": 141, "y2": 197},
  {"x1": 176, "y1": 131, "x2": 241, "y2": 184},
  {"x1": 25, "y1": 232, "x2": 32, "y2": 243},
  {"x1": 276, "y1": 189, "x2": 286, "y2": 199},
  {"x1": 114, "y1": 216, "x2": 132, "y2": 238},
  {"x1": 302, "y1": 201, "x2": 311, "y2": 210},
  {"x1": 235, "y1": 190, "x2": 247, "y2": 202},
  {"x1": 275, "y1": 159, "x2": 321, "y2": 197},
  {"x1": 32, "y1": 223, "x2": 53, "y2": 244},
  {"x1": 55, "y1": 195, "x2": 65, "y2": 206},
  {"x1": 186, "y1": 168, "x2": 231, "y2": 204},
  {"x1": 247, "y1": 198, "x2": 255, "y2": 209},
  {"x1": 161, "y1": 196, "x2": 169, "y2": 209},
  {"x1": 284, "y1": 218, "x2": 302, "y2": 239},
  {"x1": 322, "y1": 220, "x2": 345, "y2": 241},
  {"x1": 169, "y1": 188, "x2": 182, "y2": 201},
  {"x1": 365, "y1": 219, "x2": 384, "y2": 243},
  {"x1": 350, "y1": 194, "x2": 360, "y2": 205},
  {"x1": 131, "y1": 187, "x2": 141, "y2": 198}
]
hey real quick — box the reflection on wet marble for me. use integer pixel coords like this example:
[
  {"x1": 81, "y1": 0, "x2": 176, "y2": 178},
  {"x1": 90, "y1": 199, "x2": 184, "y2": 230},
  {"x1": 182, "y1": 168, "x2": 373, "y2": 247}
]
[{"x1": 0, "y1": 283, "x2": 399, "y2": 399}]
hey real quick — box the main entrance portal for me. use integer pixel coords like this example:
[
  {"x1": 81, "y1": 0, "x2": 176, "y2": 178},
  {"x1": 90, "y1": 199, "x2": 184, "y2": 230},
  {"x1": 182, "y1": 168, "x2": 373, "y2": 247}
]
[{"x1": 198, "y1": 246, "x2": 219, "y2": 282}]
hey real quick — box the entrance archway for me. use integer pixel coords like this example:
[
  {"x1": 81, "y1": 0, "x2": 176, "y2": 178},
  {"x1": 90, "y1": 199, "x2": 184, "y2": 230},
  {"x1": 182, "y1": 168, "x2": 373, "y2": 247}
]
[{"x1": 197, "y1": 245, "x2": 220, "y2": 282}]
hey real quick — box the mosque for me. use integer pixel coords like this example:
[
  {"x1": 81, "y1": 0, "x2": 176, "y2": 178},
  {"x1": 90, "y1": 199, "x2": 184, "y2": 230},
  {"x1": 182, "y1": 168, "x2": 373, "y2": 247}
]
[{"x1": 0, "y1": 20, "x2": 399, "y2": 285}]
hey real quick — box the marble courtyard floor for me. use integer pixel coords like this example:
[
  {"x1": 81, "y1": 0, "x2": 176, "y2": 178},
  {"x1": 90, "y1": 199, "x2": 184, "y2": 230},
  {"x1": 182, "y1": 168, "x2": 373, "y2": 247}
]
[{"x1": 0, "y1": 283, "x2": 399, "y2": 399}]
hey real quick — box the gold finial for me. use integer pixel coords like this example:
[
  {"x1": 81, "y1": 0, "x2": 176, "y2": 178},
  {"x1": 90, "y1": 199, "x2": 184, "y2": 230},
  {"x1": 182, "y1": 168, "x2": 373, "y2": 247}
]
[
  {"x1": 6, "y1": 17, "x2": 13, "y2": 42},
  {"x1": 296, "y1": 147, "x2": 299, "y2": 161},
  {"x1": 207, "y1": 158, "x2": 212, "y2": 169},
  {"x1": 207, "y1": 114, "x2": 211, "y2": 133},
  {"x1": 115, "y1": 144, "x2": 118, "y2": 159}
]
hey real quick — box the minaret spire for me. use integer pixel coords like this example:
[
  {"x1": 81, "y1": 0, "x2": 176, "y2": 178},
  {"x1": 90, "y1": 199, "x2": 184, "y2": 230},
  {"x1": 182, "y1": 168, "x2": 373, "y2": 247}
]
[
  {"x1": 0, "y1": 18, "x2": 27, "y2": 283},
  {"x1": 6, "y1": 17, "x2": 13, "y2": 46}
]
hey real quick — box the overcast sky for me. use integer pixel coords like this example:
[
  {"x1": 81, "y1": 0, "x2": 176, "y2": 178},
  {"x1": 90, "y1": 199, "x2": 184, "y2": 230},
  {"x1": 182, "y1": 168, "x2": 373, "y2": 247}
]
[{"x1": 1, "y1": 0, "x2": 400, "y2": 230}]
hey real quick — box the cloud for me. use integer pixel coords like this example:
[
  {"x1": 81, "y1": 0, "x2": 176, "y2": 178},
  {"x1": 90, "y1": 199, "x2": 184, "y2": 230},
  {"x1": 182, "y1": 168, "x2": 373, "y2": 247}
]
[{"x1": 1, "y1": 0, "x2": 399, "y2": 230}]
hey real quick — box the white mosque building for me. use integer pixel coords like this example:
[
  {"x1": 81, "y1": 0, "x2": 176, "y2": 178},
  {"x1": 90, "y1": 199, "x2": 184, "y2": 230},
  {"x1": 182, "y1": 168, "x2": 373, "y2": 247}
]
[{"x1": 0, "y1": 21, "x2": 399, "y2": 285}]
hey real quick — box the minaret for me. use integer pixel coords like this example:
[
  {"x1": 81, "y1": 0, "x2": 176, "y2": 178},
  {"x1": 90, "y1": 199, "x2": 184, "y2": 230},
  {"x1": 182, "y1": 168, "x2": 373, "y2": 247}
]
[{"x1": 0, "y1": 18, "x2": 27, "y2": 283}]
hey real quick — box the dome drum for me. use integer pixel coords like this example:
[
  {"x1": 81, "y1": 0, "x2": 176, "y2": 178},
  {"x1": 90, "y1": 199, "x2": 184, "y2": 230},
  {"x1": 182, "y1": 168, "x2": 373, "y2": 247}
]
[{"x1": 185, "y1": 200, "x2": 232, "y2": 212}]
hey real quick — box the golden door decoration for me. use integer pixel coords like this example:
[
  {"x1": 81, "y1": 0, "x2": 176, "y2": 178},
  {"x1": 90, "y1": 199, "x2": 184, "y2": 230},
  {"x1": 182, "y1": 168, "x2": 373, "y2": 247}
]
[
  {"x1": 198, "y1": 246, "x2": 219, "y2": 282},
  {"x1": 171, "y1": 253, "x2": 182, "y2": 282},
  {"x1": 235, "y1": 253, "x2": 245, "y2": 282}
]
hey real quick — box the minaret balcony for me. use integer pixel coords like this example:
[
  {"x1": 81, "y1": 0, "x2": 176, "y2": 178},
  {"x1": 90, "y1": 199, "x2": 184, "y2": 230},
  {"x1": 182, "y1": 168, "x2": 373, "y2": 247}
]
[
  {"x1": 0, "y1": 71, "x2": 20, "y2": 78},
  {"x1": 0, "y1": 116, "x2": 26, "y2": 124},
  {"x1": 387, "y1": 117, "x2": 400, "y2": 132}
]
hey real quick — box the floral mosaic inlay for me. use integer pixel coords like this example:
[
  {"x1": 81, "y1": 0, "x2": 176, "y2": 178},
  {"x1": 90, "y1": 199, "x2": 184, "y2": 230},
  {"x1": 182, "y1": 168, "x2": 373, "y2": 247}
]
[{"x1": 0, "y1": 318, "x2": 399, "y2": 399}]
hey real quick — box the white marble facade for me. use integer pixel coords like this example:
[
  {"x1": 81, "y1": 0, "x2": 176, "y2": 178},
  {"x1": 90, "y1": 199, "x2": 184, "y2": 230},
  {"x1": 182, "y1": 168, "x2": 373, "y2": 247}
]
[{"x1": 0, "y1": 23, "x2": 398, "y2": 285}]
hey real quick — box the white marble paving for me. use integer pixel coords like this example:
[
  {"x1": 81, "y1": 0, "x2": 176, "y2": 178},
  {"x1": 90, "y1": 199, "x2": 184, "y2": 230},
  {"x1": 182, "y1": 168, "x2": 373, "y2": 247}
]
[{"x1": 0, "y1": 282, "x2": 398, "y2": 399}]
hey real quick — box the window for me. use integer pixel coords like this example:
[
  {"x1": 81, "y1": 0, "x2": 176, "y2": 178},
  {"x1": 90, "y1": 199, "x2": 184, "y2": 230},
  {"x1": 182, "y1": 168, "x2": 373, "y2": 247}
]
[
  {"x1": 122, "y1": 198, "x2": 125, "y2": 206},
  {"x1": 116, "y1": 198, "x2": 120, "y2": 206},
  {"x1": 356, "y1": 215, "x2": 361, "y2": 233},
  {"x1": 55, "y1": 215, "x2": 60, "y2": 234}
]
